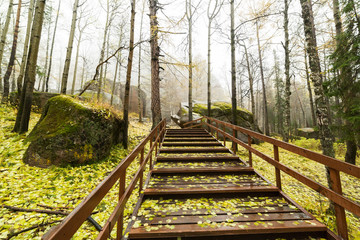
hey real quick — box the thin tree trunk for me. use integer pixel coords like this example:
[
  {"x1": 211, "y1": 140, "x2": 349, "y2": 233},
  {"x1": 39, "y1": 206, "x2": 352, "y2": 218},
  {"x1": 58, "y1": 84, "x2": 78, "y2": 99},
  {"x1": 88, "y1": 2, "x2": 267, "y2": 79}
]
[
  {"x1": 243, "y1": 44, "x2": 256, "y2": 122},
  {"x1": 41, "y1": 14, "x2": 52, "y2": 92},
  {"x1": 149, "y1": 0, "x2": 162, "y2": 128},
  {"x1": 304, "y1": 49, "x2": 316, "y2": 126},
  {"x1": 45, "y1": 0, "x2": 60, "y2": 92},
  {"x1": 13, "y1": 0, "x2": 46, "y2": 133},
  {"x1": 2, "y1": 0, "x2": 21, "y2": 102},
  {"x1": 186, "y1": 0, "x2": 193, "y2": 122},
  {"x1": 60, "y1": 0, "x2": 79, "y2": 94},
  {"x1": 111, "y1": 32, "x2": 122, "y2": 106},
  {"x1": 256, "y1": 21, "x2": 269, "y2": 136},
  {"x1": 17, "y1": 0, "x2": 35, "y2": 96},
  {"x1": 71, "y1": 15, "x2": 86, "y2": 95},
  {"x1": 137, "y1": 0, "x2": 145, "y2": 123},
  {"x1": 0, "y1": 0, "x2": 13, "y2": 82},
  {"x1": 283, "y1": 0, "x2": 291, "y2": 142},
  {"x1": 97, "y1": 0, "x2": 110, "y2": 101},
  {"x1": 230, "y1": 0, "x2": 237, "y2": 126},
  {"x1": 207, "y1": 17, "x2": 212, "y2": 117},
  {"x1": 123, "y1": 0, "x2": 136, "y2": 148}
]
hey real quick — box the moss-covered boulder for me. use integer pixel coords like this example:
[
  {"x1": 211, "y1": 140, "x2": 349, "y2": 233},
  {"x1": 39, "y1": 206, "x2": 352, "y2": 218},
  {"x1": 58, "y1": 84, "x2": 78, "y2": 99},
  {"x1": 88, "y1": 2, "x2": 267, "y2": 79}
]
[
  {"x1": 23, "y1": 95, "x2": 124, "y2": 168},
  {"x1": 296, "y1": 128, "x2": 319, "y2": 139},
  {"x1": 172, "y1": 102, "x2": 261, "y2": 143},
  {"x1": 10, "y1": 92, "x2": 60, "y2": 111}
]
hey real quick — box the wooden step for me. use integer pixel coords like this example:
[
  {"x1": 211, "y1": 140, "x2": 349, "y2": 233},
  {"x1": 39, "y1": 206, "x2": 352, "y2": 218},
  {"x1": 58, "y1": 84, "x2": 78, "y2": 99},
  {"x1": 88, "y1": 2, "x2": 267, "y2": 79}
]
[
  {"x1": 144, "y1": 186, "x2": 278, "y2": 195},
  {"x1": 159, "y1": 148, "x2": 231, "y2": 154},
  {"x1": 151, "y1": 167, "x2": 253, "y2": 174},
  {"x1": 165, "y1": 135, "x2": 214, "y2": 138},
  {"x1": 156, "y1": 155, "x2": 241, "y2": 162},
  {"x1": 129, "y1": 220, "x2": 326, "y2": 239},
  {"x1": 162, "y1": 142, "x2": 223, "y2": 147},
  {"x1": 163, "y1": 138, "x2": 217, "y2": 142}
]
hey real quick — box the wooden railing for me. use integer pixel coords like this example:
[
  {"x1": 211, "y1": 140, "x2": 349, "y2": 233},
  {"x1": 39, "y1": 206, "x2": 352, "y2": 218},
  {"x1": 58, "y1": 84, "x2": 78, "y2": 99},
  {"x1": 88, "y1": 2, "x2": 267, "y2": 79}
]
[
  {"x1": 43, "y1": 119, "x2": 167, "y2": 240},
  {"x1": 185, "y1": 117, "x2": 360, "y2": 240}
]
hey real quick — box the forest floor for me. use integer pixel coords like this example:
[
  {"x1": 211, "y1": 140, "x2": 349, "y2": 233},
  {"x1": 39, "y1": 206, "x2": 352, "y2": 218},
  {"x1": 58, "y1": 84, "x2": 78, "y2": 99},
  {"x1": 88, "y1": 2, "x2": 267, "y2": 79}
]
[{"x1": 0, "y1": 103, "x2": 359, "y2": 239}]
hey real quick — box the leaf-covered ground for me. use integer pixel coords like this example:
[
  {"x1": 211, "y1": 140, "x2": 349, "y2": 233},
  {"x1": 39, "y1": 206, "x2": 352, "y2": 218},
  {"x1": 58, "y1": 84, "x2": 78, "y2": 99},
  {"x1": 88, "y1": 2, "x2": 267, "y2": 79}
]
[
  {"x1": 0, "y1": 104, "x2": 152, "y2": 239},
  {"x1": 229, "y1": 139, "x2": 360, "y2": 239}
]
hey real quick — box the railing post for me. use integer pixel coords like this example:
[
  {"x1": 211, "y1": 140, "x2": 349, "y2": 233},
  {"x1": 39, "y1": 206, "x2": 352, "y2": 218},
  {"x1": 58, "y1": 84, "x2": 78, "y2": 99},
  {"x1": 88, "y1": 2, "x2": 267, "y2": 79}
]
[
  {"x1": 232, "y1": 128, "x2": 237, "y2": 153},
  {"x1": 209, "y1": 119, "x2": 213, "y2": 136},
  {"x1": 139, "y1": 148, "x2": 144, "y2": 195},
  {"x1": 150, "y1": 137, "x2": 153, "y2": 170},
  {"x1": 223, "y1": 125, "x2": 226, "y2": 146},
  {"x1": 116, "y1": 171, "x2": 126, "y2": 240},
  {"x1": 273, "y1": 145, "x2": 282, "y2": 190},
  {"x1": 216, "y1": 122, "x2": 219, "y2": 140},
  {"x1": 247, "y1": 135, "x2": 252, "y2": 167},
  {"x1": 329, "y1": 168, "x2": 348, "y2": 240},
  {"x1": 155, "y1": 127, "x2": 158, "y2": 155}
]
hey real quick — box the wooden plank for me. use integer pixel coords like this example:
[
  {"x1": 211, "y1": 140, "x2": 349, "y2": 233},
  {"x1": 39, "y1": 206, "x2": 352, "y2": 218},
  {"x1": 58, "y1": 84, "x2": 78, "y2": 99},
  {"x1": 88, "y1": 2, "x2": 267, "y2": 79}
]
[
  {"x1": 156, "y1": 156, "x2": 241, "y2": 161},
  {"x1": 162, "y1": 142, "x2": 223, "y2": 147},
  {"x1": 165, "y1": 135, "x2": 214, "y2": 138},
  {"x1": 128, "y1": 219, "x2": 326, "y2": 238},
  {"x1": 139, "y1": 212, "x2": 311, "y2": 225},
  {"x1": 151, "y1": 167, "x2": 252, "y2": 174},
  {"x1": 144, "y1": 186, "x2": 279, "y2": 195},
  {"x1": 163, "y1": 138, "x2": 217, "y2": 142},
  {"x1": 143, "y1": 206, "x2": 300, "y2": 216},
  {"x1": 159, "y1": 148, "x2": 231, "y2": 154}
]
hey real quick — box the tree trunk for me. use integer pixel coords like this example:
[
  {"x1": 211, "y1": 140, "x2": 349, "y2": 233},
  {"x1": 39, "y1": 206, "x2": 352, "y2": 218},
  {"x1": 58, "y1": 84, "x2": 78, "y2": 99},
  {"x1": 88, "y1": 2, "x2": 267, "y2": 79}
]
[
  {"x1": 13, "y1": 0, "x2": 46, "y2": 133},
  {"x1": 150, "y1": 0, "x2": 162, "y2": 128},
  {"x1": 243, "y1": 44, "x2": 256, "y2": 123},
  {"x1": 256, "y1": 21, "x2": 269, "y2": 136},
  {"x1": 0, "y1": 0, "x2": 14, "y2": 99},
  {"x1": 283, "y1": 0, "x2": 291, "y2": 142},
  {"x1": 123, "y1": 0, "x2": 136, "y2": 148},
  {"x1": 332, "y1": 0, "x2": 357, "y2": 165},
  {"x1": 230, "y1": 0, "x2": 237, "y2": 126},
  {"x1": 2, "y1": 0, "x2": 21, "y2": 102},
  {"x1": 97, "y1": 0, "x2": 110, "y2": 101},
  {"x1": 45, "y1": 0, "x2": 60, "y2": 92},
  {"x1": 207, "y1": 12, "x2": 212, "y2": 117},
  {"x1": 137, "y1": 0, "x2": 145, "y2": 123},
  {"x1": 17, "y1": 0, "x2": 35, "y2": 96},
  {"x1": 60, "y1": 0, "x2": 79, "y2": 94},
  {"x1": 71, "y1": 15, "x2": 86, "y2": 95},
  {"x1": 111, "y1": 31, "x2": 122, "y2": 106},
  {"x1": 186, "y1": 0, "x2": 193, "y2": 122},
  {"x1": 41, "y1": 13, "x2": 52, "y2": 92},
  {"x1": 304, "y1": 49, "x2": 316, "y2": 127},
  {"x1": 300, "y1": 0, "x2": 335, "y2": 191}
]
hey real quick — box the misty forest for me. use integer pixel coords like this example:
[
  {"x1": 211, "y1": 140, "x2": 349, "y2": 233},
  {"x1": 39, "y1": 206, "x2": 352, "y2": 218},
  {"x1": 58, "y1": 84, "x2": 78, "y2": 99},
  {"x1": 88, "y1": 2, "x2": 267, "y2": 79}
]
[{"x1": 0, "y1": 0, "x2": 359, "y2": 239}]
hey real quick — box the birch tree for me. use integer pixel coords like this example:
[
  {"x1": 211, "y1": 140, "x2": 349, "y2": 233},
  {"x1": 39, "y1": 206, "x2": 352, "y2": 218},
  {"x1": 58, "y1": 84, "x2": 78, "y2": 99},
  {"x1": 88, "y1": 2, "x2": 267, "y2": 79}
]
[
  {"x1": 283, "y1": 0, "x2": 291, "y2": 141},
  {"x1": 0, "y1": 0, "x2": 13, "y2": 95},
  {"x1": 2, "y1": 0, "x2": 22, "y2": 102},
  {"x1": 14, "y1": 0, "x2": 46, "y2": 133},
  {"x1": 299, "y1": 0, "x2": 335, "y2": 170},
  {"x1": 60, "y1": 0, "x2": 80, "y2": 94},
  {"x1": 45, "y1": 0, "x2": 61, "y2": 92},
  {"x1": 207, "y1": 0, "x2": 222, "y2": 116},
  {"x1": 17, "y1": 0, "x2": 35, "y2": 95},
  {"x1": 230, "y1": 0, "x2": 237, "y2": 125},
  {"x1": 186, "y1": 0, "x2": 193, "y2": 121},
  {"x1": 137, "y1": 0, "x2": 145, "y2": 122}
]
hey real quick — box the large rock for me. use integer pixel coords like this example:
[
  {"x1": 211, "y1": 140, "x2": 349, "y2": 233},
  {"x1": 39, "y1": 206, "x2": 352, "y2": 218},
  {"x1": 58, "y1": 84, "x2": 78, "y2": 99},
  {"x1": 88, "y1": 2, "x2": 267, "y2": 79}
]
[
  {"x1": 10, "y1": 92, "x2": 59, "y2": 111},
  {"x1": 24, "y1": 95, "x2": 124, "y2": 168},
  {"x1": 172, "y1": 102, "x2": 261, "y2": 143},
  {"x1": 296, "y1": 128, "x2": 319, "y2": 139}
]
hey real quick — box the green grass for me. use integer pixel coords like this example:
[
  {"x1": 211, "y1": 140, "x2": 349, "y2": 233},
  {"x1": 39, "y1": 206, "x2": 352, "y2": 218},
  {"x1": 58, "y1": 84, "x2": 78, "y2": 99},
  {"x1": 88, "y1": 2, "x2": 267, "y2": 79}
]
[{"x1": 0, "y1": 103, "x2": 152, "y2": 239}]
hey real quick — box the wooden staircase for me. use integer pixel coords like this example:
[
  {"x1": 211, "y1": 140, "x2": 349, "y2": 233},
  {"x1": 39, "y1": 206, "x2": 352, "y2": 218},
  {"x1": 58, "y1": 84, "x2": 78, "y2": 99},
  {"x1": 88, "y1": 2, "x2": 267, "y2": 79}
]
[{"x1": 126, "y1": 128, "x2": 329, "y2": 239}]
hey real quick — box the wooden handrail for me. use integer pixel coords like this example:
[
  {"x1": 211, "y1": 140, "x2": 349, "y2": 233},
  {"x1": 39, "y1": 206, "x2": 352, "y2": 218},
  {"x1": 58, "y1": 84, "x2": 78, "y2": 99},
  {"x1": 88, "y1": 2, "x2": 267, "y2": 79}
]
[
  {"x1": 183, "y1": 117, "x2": 204, "y2": 127},
  {"x1": 42, "y1": 119, "x2": 167, "y2": 240},
  {"x1": 186, "y1": 116, "x2": 359, "y2": 240}
]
